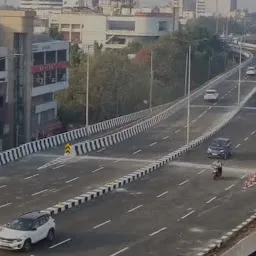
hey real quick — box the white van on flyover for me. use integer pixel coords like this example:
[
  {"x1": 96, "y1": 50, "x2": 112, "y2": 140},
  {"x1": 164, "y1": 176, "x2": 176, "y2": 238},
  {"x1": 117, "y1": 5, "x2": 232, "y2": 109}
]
[
  {"x1": 246, "y1": 66, "x2": 256, "y2": 75},
  {"x1": 203, "y1": 89, "x2": 219, "y2": 102}
]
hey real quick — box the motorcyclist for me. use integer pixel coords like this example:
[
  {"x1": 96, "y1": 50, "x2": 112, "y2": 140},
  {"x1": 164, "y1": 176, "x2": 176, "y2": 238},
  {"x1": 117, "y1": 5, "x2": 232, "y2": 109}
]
[{"x1": 212, "y1": 159, "x2": 222, "y2": 176}]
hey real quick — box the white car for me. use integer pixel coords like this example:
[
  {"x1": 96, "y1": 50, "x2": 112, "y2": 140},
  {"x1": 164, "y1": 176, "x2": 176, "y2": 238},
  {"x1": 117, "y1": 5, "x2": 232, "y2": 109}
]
[
  {"x1": 246, "y1": 67, "x2": 256, "y2": 75},
  {"x1": 204, "y1": 89, "x2": 219, "y2": 102},
  {"x1": 0, "y1": 211, "x2": 55, "y2": 252}
]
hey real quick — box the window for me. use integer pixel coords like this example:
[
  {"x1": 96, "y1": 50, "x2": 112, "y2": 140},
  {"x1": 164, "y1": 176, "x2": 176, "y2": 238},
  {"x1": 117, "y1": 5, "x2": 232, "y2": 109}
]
[
  {"x1": 108, "y1": 21, "x2": 135, "y2": 31},
  {"x1": 61, "y1": 24, "x2": 70, "y2": 29},
  {"x1": 72, "y1": 24, "x2": 80, "y2": 29},
  {"x1": 33, "y1": 72, "x2": 45, "y2": 87},
  {"x1": 57, "y1": 68, "x2": 67, "y2": 82},
  {"x1": 33, "y1": 52, "x2": 44, "y2": 65},
  {"x1": 57, "y1": 50, "x2": 67, "y2": 62},
  {"x1": 0, "y1": 58, "x2": 5, "y2": 71},
  {"x1": 46, "y1": 70, "x2": 57, "y2": 84},
  {"x1": 0, "y1": 96, "x2": 3, "y2": 108},
  {"x1": 43, "y1": 93, "x2": 53, "y2": 102},
  {"x1": 7, "y1": 218, "x2": 34, "y2": 231},
  {"x1": 46, "y1": 51, "x2": 56, "y2": 64},
  {"x1": 41, "y1": 109, "x2": 55, "y2": 123},
  {"x1": 159, "y1": 21, "x2": 167, "y2": 31}
]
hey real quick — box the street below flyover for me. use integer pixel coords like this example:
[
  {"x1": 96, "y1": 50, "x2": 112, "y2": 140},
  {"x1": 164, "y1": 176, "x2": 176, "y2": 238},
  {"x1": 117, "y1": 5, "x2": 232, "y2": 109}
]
[
  {"x1": 0, "y1": 58, "x2": 255, "y2": 227},
  {"x1": 11, "y1": 105, "x2": 256, "y2": 256}
]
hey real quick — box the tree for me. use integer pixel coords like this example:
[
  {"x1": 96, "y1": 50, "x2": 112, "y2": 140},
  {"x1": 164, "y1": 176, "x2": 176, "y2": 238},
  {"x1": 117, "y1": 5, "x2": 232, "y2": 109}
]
[
  {"x1": 49, "y1": 26, "x2": 63, "y2": 40},
  {"x1": 93, "y1": 41, "x2": 103, "y2": 56},
  {"x1": 70, "y1": 43, "x2": 86, "y2": 67}
]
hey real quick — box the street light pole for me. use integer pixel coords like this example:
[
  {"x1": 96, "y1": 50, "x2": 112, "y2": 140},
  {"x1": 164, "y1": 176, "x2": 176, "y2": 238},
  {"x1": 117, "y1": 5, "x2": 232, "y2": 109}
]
[
  {"x1": 186, "y1": 44, "x2": 191, "y2": 146},
  {"x1": 238, "y1": 36, "x2": 242, "y2": 104},
  {"x1": 149, "y1": 49, "x2": 153, "y2": 111},
  {"x1": 86, "y1": 46, "x2": 90, "y2": 127},
  {"x1": 184, "y1": 52, "x2": 188, "y2": 96}
]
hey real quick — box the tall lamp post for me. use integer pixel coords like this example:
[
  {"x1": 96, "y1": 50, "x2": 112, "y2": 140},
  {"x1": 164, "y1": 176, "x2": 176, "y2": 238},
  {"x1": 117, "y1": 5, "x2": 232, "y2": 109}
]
[
  {"x1": 86, "y1": 45, "x2": 90, "y2": 128},
  {"x1": 149, "y1": 49, "x2": 153, "y2": 111},
  {"x1": 238, "y1": 36, "x2": 242, "y2": 104}
]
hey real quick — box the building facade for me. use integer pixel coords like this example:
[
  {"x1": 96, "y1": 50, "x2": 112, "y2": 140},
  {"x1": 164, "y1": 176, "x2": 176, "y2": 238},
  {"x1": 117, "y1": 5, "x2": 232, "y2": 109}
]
[
  {"x1": 31, "y1": 38, "x2": 69, "y2": 139},
  {"x1": 0, "y1": 10, "x2": 35, "y2": 149},
  {"x1": 20, "y1": 0, "x2": 63, "y2": 18},
  {"x1": 49, "y1": 11, "x2": 176, "y2": 51}
]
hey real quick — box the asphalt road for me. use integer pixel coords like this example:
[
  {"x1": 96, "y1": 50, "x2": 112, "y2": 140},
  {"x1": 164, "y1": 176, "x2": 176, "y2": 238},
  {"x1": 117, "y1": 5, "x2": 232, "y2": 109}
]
[
  {"x1": 0, "y1": 59, "x2": 254, "y2": 227},
  {"x1": 7, "y1": 107, "x2": 256, "y2": 256}
]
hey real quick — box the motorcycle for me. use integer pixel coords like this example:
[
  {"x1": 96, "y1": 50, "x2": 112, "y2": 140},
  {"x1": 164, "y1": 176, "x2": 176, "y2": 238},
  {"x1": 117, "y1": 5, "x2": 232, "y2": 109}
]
[{"x1": 212, "y1": 165, "x2": 222, "y2": 180}]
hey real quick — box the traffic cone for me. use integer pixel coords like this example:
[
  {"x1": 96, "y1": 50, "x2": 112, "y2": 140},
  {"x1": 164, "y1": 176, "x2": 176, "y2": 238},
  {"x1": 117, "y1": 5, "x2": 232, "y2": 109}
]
[{"x1": 243, "y1": 180, "x2": 249, "y2": 190}]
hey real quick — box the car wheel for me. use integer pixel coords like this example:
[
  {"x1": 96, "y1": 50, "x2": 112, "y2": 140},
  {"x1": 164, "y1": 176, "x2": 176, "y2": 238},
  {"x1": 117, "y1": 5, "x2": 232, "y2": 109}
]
[
  {"x1": 22, "y1": 239, "x2": 32, "y2": 252},
  {"x1": 47, "y1": 228, "x2": 55, "y2": 241}
]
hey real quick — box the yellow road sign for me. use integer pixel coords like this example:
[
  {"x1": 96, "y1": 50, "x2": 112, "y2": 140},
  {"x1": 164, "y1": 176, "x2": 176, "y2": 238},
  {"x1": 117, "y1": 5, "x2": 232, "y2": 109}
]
[{"x1": 65, "y1": 143, "x2": 71, "y2": 154}]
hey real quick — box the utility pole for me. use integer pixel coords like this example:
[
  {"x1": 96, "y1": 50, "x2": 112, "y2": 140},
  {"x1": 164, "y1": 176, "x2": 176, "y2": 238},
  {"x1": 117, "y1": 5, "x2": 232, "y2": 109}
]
[
  {"x1": 238, "y1": 36, "x2": 242, "y2": 104},
  {"x1": 215, "y1": 0, "x2": 219, "y2": 34},
  {"x1": 186, "y1": 44, "x2": 191, "y2": 146},
  {"x1": 184, "y1": 52, "x2": 188, "y2": 96},
  {"x1": 149, "y1": 50, "x2": 153, "y2": 111},
  {"x1": 86, "y1": 46, "x2": 90, "y2": 127}
]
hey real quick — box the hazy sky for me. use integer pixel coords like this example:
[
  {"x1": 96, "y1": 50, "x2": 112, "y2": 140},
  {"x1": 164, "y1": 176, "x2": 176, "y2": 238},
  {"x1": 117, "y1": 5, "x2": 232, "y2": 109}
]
[{"x1": 1, "y1": 0, "x2": 256, "y2": 11}]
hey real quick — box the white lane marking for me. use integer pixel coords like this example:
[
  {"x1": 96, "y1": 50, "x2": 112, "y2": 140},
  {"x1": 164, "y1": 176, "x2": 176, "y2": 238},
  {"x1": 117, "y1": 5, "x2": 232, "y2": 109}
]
[
  {"x1": 251, "y1": 131, "x2": 255, "y2": 135},
  {"x1": 163, "y1": 136, "x2": 169, "y2": 140},
  {"x1": 181, "y1": 210, "x2": 195, "y2": 219},
  {"x1": 92, "y1": 167, "x2": 104, "y2": 173},
  {"x1": 24, "y1": 173, "x2": 39, "y2": 180},
  {"x1": 97, "y1": 148, "x2": 105, "y2": 153},
  {"x1": 203, "y1": 110, "x2": 207, "y2": 114},
  {"x1": 0, "y1": 185, "x2": 6, "y2": 189},
  {"x1": 32, "y1": 189, "x2": 48, "y2": 196},
  {"x1": 209, "y1": 106, "x2": 212, "y2": 110},
  {"x1": 65, "y1": 177, "x2": 79, "y2": 183},
  {"x1": 206, "y1": 196, "x2": 217, "y2": 204},
  {"x1": 175, "y1": 129, "x2": 180, "y2": 133},
  {"x1": 179, "y1": 180, "x2": 189, "y2": 186},
  {"x1": 198, "y1": 113, "x2": 204, "y2": 118},
  {"x1": 244, "y1": 137, "x2": 248, "y2": 141},
  {"x1": 0, "y1": 203, "x2": 11, "y2": 208},
  {"x1": 156, "y1": 191, "x2": 168, "y2": 198},
  {"x1": 93, "y1": 220, "x2": 111, "y2": 229},
  {"x1": 198, "y1": 169, "x2": 206, "y2": 174},
  {"x1": 49, "y1": 238, "x2": 71, "y2": 249},
  {"x1": 109, "y1": 247, "x2": 129, "y2": 256},
  {"x1": 149, "y1": 227, "x2": 167, "y2": 237},
  {"x1": 149, "y1": 142, "x2": 157, "y2": 147},
  {"x1": 235, "y1": 144, "x2": 241, "y2": 148},
  {"x1": 225, "y1": 184, "x2": 235, "y2": 191},
  {"x1": 53, "y1": 164, "x2": 65, "y2": 170},
  {"x1": 241, "y1": 174, "x2": 247, "y2": 179},
  {"x1": 133, "y1": 149, "x2": 142, "y2": 155},
  {"x1": 127, "y1": 205, "x2": 143, "y2": 213},
  {"x1": 115, "y1": 160, "x2": 121, "y2": 163}
]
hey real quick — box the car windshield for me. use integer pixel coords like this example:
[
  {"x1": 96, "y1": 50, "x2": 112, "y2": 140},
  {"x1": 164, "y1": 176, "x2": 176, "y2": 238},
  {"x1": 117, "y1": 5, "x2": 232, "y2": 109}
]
[
  {"x1": 248, "y1": 67, "x2": 254, "y2": 70},
  {"x1": 205, "y1": 91, "x2": 216, "y2": 94},
  {"x1": 7, "y1": 218, "x2": 34, "y2": 231},
  {"x1": 210, "y1": 139, "x2": 226, "y2": 148}
]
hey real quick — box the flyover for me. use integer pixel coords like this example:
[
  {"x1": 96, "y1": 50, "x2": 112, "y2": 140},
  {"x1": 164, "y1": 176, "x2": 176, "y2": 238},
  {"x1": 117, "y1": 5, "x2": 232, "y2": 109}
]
[{"x1": 0, "y1": 47, "x2": 255, "y2": 255}]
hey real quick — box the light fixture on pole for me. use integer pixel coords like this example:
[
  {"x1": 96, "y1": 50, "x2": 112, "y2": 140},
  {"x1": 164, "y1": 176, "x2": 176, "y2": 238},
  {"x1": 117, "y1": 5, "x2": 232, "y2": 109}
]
[
  {"x1": 149, "y1": 49, "x2": 153, "y2": 111},
  {"x1": 86, "y1": 45, "x2": 90, "y2": 128},
  {"x1": 186, "y1": 44, "x2": 191, "y2": 146},
  {"x1": 238, "y1": 36, "x2": 242, "y2": 104},
  {"x1": 184, "y1": 52, "x2": 188, "y2": 96}
]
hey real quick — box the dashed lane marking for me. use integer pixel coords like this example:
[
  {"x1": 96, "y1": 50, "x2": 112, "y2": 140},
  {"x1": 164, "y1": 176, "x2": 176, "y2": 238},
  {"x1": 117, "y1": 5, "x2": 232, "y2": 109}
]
[
  {"x1": 24, "y1": 174, "x2": 39, "y2": 180},
  {"x1": 92, "y1": 167, "x2": 104, "y2": 173},
  {"x1": 149, "y1": 142, "x2": 157, "y2": 147},
  {"x1": 162, "y1": 136, "x2": 169, "y2": 140},
  {"x1": 65, "y1": 177, "x2": 79, "y2": 183},
  {"x1": 149, "y1": 227, "x2": 167, "y2": 237},
  {"x1": 109, "y1": 247, "x2": 129, "y2": 256},
  {"x1": 127, "y1": 205, "x2": 143, "y2": 213},
  {"x1": 175, "y1": 129, "x2": 180, "y2": 133},
  {"x1": 49, "y1": 238, "x2": 71, "y2": 249},
  {"x1": 53, "y1": 164, "x2": 65, "y2": 170},
  {"x1": 235, "y1": 144, "x2": 241, "y2": 148},
  {"x1": 179, "y1": 180, "x2": 189, "y2": 186},
  {"x1": 206, "y1": 196, "x2": 217, "y2": 204},
  {"x1": 133, "y1": 149, "x2": 142, "y2": 155},
  {"x1": 93, "y1": 220, "x2": 111, "y2": 229},
  {"x1": 181, "y1": 210, "x2": 195, "y2": 220},
  {"x1": 32, "y1": 189, "x2": 48, "y2": 196},
  {"x1": 244, "y1": 137, "x2": 248, "y2": 141},
  {"x1": 225, "y1": 184, "x2": 235, "y2": 191},
  {"x1": 0, "y1": 203, "x2": 11, "y2": 208},
  {"x1": 156, "y1": 191, "x2": 168, "y2": 198}
]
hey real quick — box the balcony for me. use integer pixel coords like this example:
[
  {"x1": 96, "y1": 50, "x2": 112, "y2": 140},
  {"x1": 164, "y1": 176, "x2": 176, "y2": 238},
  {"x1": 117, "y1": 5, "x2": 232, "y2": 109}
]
[
  {"x1": 35, "y1": 100, "x2": 57, "y2": 114},
  {"x1": 32, "y1": 80, "x2": 69, "y2": 97}
]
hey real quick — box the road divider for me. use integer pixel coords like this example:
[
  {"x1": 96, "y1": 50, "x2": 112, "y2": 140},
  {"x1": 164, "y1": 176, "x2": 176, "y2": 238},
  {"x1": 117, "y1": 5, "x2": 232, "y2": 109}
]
[
  {"x1": 41, "y1": 85, "x2": 256, "y2": 217},
  {"x1": 0, "y1": 47, "x2": 252, "y2": 166}
]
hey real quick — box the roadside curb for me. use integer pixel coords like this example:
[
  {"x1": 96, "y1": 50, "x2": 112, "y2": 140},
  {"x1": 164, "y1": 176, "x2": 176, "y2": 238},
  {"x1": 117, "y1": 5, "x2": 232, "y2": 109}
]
[
  {"x1": 196, "y1": 213, "x2": 256, "y2": 256},
  {"x1": 41, "y1": 87, "x2": 256, "y2": 217}
]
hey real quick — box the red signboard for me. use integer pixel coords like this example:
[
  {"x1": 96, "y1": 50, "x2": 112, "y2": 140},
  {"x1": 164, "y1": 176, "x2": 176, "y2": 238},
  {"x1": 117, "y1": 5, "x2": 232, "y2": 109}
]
[{"x1": 31, "y1": 61, "x2": 70, "y2": 73}]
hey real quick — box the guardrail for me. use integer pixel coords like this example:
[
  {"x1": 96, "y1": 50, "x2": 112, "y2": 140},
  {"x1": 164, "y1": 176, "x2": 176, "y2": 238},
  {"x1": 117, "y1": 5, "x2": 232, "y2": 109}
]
[
  {"x1": 73, "y1": 47, "x2": 253, "y2": 156},
  {"x1": 0, "y1": 47, "x2": 253, "y2": 165}
]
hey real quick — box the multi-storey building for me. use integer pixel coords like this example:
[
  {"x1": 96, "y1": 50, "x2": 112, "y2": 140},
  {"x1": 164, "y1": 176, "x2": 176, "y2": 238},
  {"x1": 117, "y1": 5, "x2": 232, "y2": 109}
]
[
  {"x1": 49, "y1": 10, "x2": 178, "y2": 51},
  {"x1": 20, "y1": 0, "x2": 63, "y2": 18},
  {"x1": 31, "y1": 36, "x2": 69, "y2": 139}
]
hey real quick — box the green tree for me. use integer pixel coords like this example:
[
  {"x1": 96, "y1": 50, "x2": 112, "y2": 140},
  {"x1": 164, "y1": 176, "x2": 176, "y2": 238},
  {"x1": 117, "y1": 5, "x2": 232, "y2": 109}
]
[
  {"x1": 49, "y1": 26, "x2": 63, "y2": 40},
  {"x1": 70, "y1": 43, "x2": 86, "y2": 67}
]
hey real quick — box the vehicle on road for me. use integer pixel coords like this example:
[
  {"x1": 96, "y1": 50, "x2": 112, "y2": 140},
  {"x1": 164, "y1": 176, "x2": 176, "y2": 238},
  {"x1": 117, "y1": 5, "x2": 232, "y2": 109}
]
[
  {"x1": 212, "y1": 160, "x2": 222, "y2": 180},
  {"x1": 246, "y1": 66, "x2": 256, "y2": 75},
  {"x1": 207, "y1": 138, "x2": 232, "y2": 159},
  {"x1": 0, "y1": 211, "x2": 55, "y2": 252},
  {"x1": 203, "y1": 89, "x2": 219, "y2": 102}
]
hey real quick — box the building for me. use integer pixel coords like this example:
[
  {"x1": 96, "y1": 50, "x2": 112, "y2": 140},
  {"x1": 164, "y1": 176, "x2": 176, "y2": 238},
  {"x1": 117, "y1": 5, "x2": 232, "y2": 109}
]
[
  {"x1": 49, "y1": 11, "x2": 177, "y2": 51},
  {"x1": 183, "y1": 0, "x2": 196, "y2": 11},
  {"x1": 63, "y1": 0, "x2": 84, "y2": 8},
  {"x1": 0, "y1": 9, "x2": 35, "y2": 149},
  {"x1": 196, "y1": 0, "x2": 237, "y2": 18},
  {"x1": 31, "y1": 35, "x2": 69, "y2": 139},
  {"x1": 170, "y1": 0, "x2": 183, "y2": 17},
  {"x1": 20, "y1": 0, "x2": 63, "y2": 18},
  {"x1": 0, "y1": 47, "x2": 8, "y2": 151}
]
